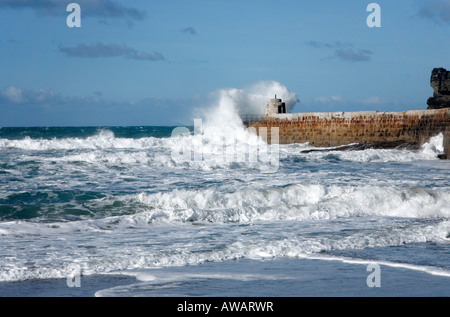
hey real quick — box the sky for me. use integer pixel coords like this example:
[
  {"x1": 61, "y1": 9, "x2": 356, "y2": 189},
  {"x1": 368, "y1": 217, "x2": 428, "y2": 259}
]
[{"x1": 0, "y1": 0, "x2": 449, "y2": 126}]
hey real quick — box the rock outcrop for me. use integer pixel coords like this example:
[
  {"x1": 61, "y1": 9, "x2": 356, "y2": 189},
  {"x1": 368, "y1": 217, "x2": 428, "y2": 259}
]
[{"x1": 427, "y1": 67, "x2": 450, "y2": 109}]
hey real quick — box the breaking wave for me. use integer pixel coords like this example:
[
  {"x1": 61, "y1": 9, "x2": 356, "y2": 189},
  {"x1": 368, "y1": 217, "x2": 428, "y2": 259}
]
[{"x1": 1, "y1": 184, "x2": 449, "y2": 232}]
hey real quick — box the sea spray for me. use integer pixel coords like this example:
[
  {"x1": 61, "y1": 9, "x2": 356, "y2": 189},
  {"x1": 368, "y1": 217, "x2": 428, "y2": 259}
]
[
  {"x1": 203, "y1": 81, "x2": 299, "y2": 118},
  {"x1": 167, "y1": 81, "x2": 300, "y2": 172},
  {"x1": 421, "y1": 133, "x2": 444, "y2": 157},
  {"x1": 171, "y1": 118, "x2": 280, "y2": 172}
]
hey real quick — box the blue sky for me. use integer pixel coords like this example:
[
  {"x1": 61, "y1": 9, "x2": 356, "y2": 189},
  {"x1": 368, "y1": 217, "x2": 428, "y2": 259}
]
[{"x1": 0, "y1": 0, "x2": 449, "y2": 126}]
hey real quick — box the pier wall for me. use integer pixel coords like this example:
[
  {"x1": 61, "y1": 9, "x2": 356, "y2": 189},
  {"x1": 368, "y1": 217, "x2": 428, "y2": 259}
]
[{"x1": 246, "y1": 109, "x2": 450, "y2": 158}]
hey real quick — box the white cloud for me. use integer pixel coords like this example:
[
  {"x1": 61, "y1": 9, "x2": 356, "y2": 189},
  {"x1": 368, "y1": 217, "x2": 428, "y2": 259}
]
[
  {"x1": 313, "y1": 95, "x2": 343, "y2": 103},
  {"x1": 1, "y1": 86, "x2": 63, "y2": 105},
  {"x1": 357, "y1": 96, "x2": 393, "y2": 106},
  {"x1": 3, "y1": 86, "x2": 24, "y2": 103}
]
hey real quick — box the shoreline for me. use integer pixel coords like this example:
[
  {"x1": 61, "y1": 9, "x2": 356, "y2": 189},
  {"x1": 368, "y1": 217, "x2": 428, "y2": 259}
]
[{"x1": 1, "y1": 257, "x2": 449, "y2": 297}]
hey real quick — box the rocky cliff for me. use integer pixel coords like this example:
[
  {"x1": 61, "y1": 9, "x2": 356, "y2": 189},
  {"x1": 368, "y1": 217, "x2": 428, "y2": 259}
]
[{"x1": 427, "y1": 67, "x2": 450, "y2": 109}]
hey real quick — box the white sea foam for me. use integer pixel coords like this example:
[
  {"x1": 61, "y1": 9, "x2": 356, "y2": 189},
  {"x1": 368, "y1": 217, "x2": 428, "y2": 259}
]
[
  {"x1": 119, "y1": 184, "x2": 450, "y2": 223},
  {"x1": 297, "y1": 254, "x2": 450, "y2": 278},
  {"x1": 1, "y1": 131, "x2": 444, "y2": 168},
  {"x1": 297, "y1": 133, "x2": 445, "y2": 163},
  {"x1": 0, "y1": 183, "x2": 448, "y2": 237},
  {"x1": 0, "y1": 130, "x2": 164, "y2": 151},
  {"x1": 0, "y1": 184, "x2": 448, "y2": 239},
  {"x1": 94, "y1": 270, "x2": 295, "y2": 297},
  {"x1": 1, "y1": 217, "x2": 448, "y2": 282}
]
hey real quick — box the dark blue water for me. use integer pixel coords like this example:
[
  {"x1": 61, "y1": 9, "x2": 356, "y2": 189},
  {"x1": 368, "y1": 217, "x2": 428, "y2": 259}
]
[{"x1": 0, "y1": 126, "x2": 180, "y2": 140}]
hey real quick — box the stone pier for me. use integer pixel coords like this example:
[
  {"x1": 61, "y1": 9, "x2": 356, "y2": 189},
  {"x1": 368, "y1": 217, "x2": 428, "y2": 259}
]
[
  {"x1": 247, "y1": 108, "x2": 450, "y2": 159},
  {"x1": 444, "y1": 129, "x2": 450, "y2": 159}
]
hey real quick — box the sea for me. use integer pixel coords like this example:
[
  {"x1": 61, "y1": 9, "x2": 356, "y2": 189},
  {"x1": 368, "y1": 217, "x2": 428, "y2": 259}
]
[{"x1": 0, "y1": 110, "x2": 449, "y2": 297}]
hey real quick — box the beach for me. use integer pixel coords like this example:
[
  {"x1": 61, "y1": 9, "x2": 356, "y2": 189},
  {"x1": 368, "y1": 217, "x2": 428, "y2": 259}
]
[{"x1": 1, "y1": 257, "x2": 449, "y2": 297}]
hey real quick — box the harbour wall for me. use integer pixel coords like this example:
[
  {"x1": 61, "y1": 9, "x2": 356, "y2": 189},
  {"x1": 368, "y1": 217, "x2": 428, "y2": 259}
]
[{"x1": 246, "y1": 108, "x2": 450, "y2": 159}]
